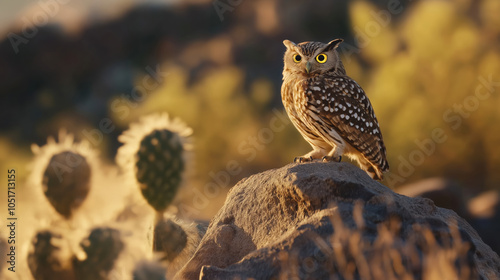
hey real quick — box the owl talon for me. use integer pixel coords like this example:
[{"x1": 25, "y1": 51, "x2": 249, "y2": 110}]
[
  {"x1": 321, "y1": 156, "x2": 342, "y2": 162},
  {"x1": 294, "y1": 156, "x2": 313, "y2": 163}
]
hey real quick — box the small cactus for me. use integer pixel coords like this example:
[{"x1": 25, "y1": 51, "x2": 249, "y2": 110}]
[
  {"x1": 117, "y1": 113, "x2": 192, "y2": 212},
  {"x1": 151, "y1": 216, "x2": 207, "y2": 279},
  {"x1": 42, "y1": 151, "x2": 91, "y2": 218},
  {"x1": 73, "y1": 227, "x2": 124, "y2": 280},
  {"x1": 28, "y1": 230, "x2": 75, "y2": 280},
  {"x1": 153, "y1": 218, "x2": 188, "y2": 261}
]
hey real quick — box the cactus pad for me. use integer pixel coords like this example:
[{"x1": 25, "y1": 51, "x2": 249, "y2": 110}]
[
  {"x1": 135, "y1": 129, "x2": 184, "y2": 212},
  {"x1": 42, "y1": 151, "x2": 91, "y2": 218}
]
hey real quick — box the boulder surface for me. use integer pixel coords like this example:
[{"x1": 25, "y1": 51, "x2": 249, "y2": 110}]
[{"x1": 177, "y1": 162, "x2": 500, "y2": 279}]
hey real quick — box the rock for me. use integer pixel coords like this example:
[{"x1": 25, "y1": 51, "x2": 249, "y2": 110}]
[
  {"x1": 468, "y1": 191, "x2": 500, "y2": 255},
  {"x1": 133, "y1": 260, "x2": 167, "y2": 280},
  {"x1": 176, "y1": 162, "x2": 500, "y2": 280},
  {"x1": 398, "y1": 177, "x2": 469, "y2": 219},
  {"x1": 468, "y1": 191, "x2": 500, "y2": 219}
]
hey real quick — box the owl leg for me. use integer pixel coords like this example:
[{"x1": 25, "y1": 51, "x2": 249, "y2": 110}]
[{"x1": 321, "y1": 146, "x2": 343, "y2": 162}]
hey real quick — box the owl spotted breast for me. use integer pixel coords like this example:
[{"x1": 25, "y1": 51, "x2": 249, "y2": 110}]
[{"x1": 281, "y1": 38, "x2": 389, "y2": 180}]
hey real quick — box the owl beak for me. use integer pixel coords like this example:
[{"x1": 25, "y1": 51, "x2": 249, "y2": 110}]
[{"x1": 305, "y1": 62, "x2": 312, "y2": 74}]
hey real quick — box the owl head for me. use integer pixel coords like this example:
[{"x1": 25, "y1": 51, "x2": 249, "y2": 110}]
[{"x1": 283, "y1": 39, "x2": 344, "y2": 77}]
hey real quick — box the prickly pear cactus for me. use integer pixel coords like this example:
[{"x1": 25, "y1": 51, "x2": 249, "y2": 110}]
[
  {"x1": 28, "y1": 230, "x2": 75, "y2": 280},
  {"x1": 42, "y1": 151, "x2": 91, "y2": 219},
  {"x1": 135, "y1": 129, "x2": 184, "y2": 212},
  {"x1": 153, "y1": 218, "x2": 188, "y2": 261},
  {"x1": 117, "y1": 113, "x2": 191, "y2": 212},
  {"x1": 74, "y1": 227, "x2": 124, "y2": 280}
]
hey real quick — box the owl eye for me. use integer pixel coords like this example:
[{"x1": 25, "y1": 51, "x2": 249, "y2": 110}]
[
  {"x1": 293, "y1": 54, "x2": 302, "y2": 63},
  {"x1": 316, "y1": 53, "x2": 327, "y2": 63}
]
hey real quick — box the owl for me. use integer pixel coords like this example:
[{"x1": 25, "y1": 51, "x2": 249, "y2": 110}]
[{"x1": 281, "y1": 38, "x2": 389, "y2": 180}]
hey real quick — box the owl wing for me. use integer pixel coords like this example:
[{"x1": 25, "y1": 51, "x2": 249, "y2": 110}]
[{"x1": 304, "y1": 76, "x2": 389, "y2": 172}]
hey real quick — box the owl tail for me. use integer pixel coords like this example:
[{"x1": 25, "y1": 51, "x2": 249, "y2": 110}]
[{"x1": 358, "y1": 157, "x2": 385, "y2": 181}]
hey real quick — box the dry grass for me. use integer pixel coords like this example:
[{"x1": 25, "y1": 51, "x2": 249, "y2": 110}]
[{"x1": 278, "y1": 204, "x2": 477, "y2": 280}]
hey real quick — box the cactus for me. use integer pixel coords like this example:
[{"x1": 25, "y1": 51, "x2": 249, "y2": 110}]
[
  {"x1": 136, "y1": 129, "x2": 185, "y2": 212},
  {"x1": 117, "y1": 113, "x2": 192, "y2": 213},
  {"x1": 42, "y1": 151, "x2": 91, "y2": 219},
  {"x1": 73, "y1": 227, "x2": 124, "y2": 280},
  {"x1": 151, "y1": 216, "x2": 207, "y2": 279},
  {"x1": 28, "y1": 230, "x2": 75, "y2": 280},
  {"x1": 153, "y1": 218, "x2": 188, "y2": 261}
]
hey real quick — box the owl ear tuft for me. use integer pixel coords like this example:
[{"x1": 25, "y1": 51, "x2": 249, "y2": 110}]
[
  {"x1": 323, "y1": 38, "x2": 344, "y2": 52},
  {"x1": 283, "y1": 40, "x2": 297, "y2": 49}
]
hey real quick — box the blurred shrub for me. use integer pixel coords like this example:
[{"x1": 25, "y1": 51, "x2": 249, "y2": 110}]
[{"x1": 347, "y1": 0, "x2": 500, "y2": 190}]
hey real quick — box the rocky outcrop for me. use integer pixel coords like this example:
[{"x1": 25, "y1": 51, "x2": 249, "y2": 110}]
[
  {"x1": 398, "y1": 177, "x2": 470, "y2": 219},
  {"x1": 468, "y1": 191, "x2": 500, "y2": 256},
  {"x1": 399, "y1": 179, "x2": 500, "y2": 255},
  {"x1": 177, "y1": 162, "x2": 500, "y2": 280}
]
